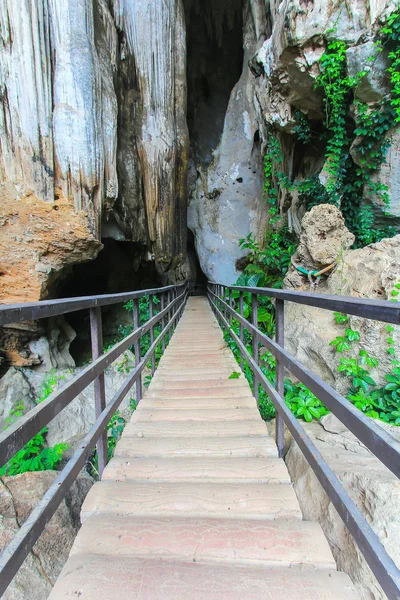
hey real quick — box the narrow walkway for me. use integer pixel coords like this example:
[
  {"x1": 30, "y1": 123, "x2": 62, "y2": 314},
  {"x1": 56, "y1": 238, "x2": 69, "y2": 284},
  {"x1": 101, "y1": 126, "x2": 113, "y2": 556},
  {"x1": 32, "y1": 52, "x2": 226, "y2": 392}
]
[{"x1": 49, "y1": 297, "x2": 357, "y2": 599}]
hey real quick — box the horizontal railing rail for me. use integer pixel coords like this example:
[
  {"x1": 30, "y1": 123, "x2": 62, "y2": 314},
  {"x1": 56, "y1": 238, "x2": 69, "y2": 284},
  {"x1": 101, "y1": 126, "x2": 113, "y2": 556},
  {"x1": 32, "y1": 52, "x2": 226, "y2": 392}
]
[
  {"x1": 208, "y1": 282, "x2": 400, "y2": 600},
  {"x1": 0, "y1": 285, "x2": 181, "y2": 326},
  {"x1": 230, "y1": 285, "x2": 400, "y2": 324},
  {"x1": 0, "y1": 282, "x2": 188, "y2": 596}
]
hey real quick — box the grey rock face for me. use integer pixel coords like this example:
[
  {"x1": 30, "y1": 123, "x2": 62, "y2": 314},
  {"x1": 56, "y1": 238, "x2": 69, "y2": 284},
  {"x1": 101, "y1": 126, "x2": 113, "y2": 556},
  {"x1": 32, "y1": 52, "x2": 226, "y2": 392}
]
[
  {"x1": 188, "y1": 1, "x2": 268, "y2": 284},
  {"x1": 286, "y1": 421, "x2": 400, "y2": 599},
  {"x1": 0, "y1": 470, "x2": 93, "y2": 600},
  {"x1": 0, "y1": 368, "x2": 35, "y2": 429},
  {"x1": 347, "y1": 42, "x2": 390, "y2": 103},
  {"x1": 22, "y1": 350, "x2": 140, "y2": 449}
]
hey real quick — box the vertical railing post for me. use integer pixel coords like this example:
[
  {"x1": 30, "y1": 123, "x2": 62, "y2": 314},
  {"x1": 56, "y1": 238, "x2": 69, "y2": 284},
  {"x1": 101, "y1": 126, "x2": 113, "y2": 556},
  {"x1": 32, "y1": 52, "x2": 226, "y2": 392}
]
[
  {"x1": 149, "y1": 295, "x2": 155, "y2": 375},
  {"x1": 239, "y1": 291, "x2": 244, "y2": 371},
  {"x1": 89, "y1": 306, "x2": 108, "y2": 478},
  {"x1": 252, "y1": 293, "x2": 259, "y2": 405},
  {"x1": 161, "y1": 292, "x2": 166, "y2": 353},
  {"x1": 229, "y1": 289, "x2": 233, "y2": 326},
  {"x1": 172, "y1": 288, "x2": 176, "y2": 333},
  {"x1": 133, "y1": 299, "x2": 142, "y2": 404},
  {"x1": 166, "y1": 290, "x2": 171, "y2": 344},
  {"x1": 275, "y1": 298, "x2": 285, "y2": 457}
]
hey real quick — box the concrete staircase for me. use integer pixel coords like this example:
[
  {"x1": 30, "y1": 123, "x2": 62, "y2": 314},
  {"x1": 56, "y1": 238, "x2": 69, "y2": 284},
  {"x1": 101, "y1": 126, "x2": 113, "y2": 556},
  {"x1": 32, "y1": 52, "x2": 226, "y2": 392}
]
[{"x1": 49, "y1": 297, "x2": 358, "y2": 599}]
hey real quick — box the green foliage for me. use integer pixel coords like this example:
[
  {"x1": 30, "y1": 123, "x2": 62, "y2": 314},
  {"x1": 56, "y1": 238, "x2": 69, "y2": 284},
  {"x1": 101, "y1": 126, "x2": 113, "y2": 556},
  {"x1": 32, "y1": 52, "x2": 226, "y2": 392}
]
[
  {"x1": 381, "y1": 9, "x2": 400, "y2": 122},
  {"x1": 316, "y1": 38, "x2": 354, "y2": 201},
  {"x1": 238, "y1": 229, "x2": 297, "y2": 291},
  {"x1": 293, "y1": 111, "x2": 312, "y2": 144},
  {"x1": 120, "y1": 295, "x2": 163, "y2": 370},
  {"x1": 284, "y1": 381, "x2": 329, "y2": 422},
  {"x1": 0, "y1": 429, "x2": 68, "y2": 476},
  {"x1": 329, "y1": 328, "x2": 360, "y2": 352},
  {"x1": 223, "y1": 326, "x2": 327, "y2": 423},
  {"x1": 0, "y1": 371, "x2": 69, "y2": 476},
  {"x1": 334, "y1": 312, "x2": 349, "y2": 324},
  {"x1": 105, "y1": 412, "x2": 126, "y2": 457},
  {"x1": 229, "y1": 372, "x2": 241, "y2": 379},
  {"x1": 331, "y1": 306, "x2": 400, "y2": 425}
]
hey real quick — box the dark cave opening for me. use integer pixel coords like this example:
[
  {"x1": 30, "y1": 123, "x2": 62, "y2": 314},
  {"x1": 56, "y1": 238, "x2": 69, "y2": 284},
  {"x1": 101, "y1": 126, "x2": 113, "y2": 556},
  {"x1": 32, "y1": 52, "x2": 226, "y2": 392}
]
[
  {"x1": 183, "y1": 0, "x2": 245, "y2": 164},
  {"x1": 187, "y1": 229, "x2": 208, "y2": 294},
  {"x1": 58, "y1": 239, "x2": 163, "y2": 365}
]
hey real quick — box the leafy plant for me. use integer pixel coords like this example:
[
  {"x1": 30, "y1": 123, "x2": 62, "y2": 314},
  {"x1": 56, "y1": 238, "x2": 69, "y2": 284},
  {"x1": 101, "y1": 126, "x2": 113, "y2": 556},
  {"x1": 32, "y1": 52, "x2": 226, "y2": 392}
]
[
  {"x1": 1, "y1": 371, "x2": 69, "y2": 476},
  {"x1": 229, "y1": 372, "x2": 241, "y2": 379},
  {"x1": 284, "y1": 380, "x2": 329, "y2": 422},
  {"x1": 0, "y1": 429, "x2": 68, "y2": 476}
]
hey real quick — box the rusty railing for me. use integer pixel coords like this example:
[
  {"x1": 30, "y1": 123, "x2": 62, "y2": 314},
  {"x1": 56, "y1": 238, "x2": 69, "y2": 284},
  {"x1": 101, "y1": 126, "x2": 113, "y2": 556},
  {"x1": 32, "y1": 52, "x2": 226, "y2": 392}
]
[
  {"x1": 0, "y1": 282, "x2": 188, "y2": 595},
  {"x1": 208, "y1": 282, "x2": 400, "y2": 599}
]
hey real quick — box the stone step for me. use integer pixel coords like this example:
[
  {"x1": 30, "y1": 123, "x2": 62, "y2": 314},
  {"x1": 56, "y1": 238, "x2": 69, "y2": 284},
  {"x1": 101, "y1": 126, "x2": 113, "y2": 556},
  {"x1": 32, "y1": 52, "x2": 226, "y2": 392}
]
[
  {"x1": 48, "y1": 555, "x2": 358, "y2": 600},
  {"x1": 101, "y1": 456, "x2": 291, "y2": 483},
  {"x1": 156, "y1": 368, "x2": 236, "y2": 377},
  {"x1": 114, "y1": 435, "x2": 278, "y2": 458},
  {"x1": 151, "y1": 369, "x2": 236, "y2": 379},
  {"x1": 147, "y1": 379, "x2": 248, "y2": 390},
  {"x1": 121, "y1": 420, "x2": 268, "y2": 438},
  {"x1": 131, "y1": 408, "x2": 260, "y2": 422},
  {"x1": 81, "y1": 481, "x2": 302, "y2": 521},
  {"x1": 144, "y1": 386, "x2": 251, "y2": 398},
  {"x1": 70, "y1": 516, "x2": 335, "y2": 569},
  {"x1": 150, "y1": 372, "x2": 243, "y2": 382},
  {"x1": 138, "y1": 397, "x2": 255, "y2": 409},
  {"x1": 159, "y1": 359, "x2": 236, "y2": 368}
]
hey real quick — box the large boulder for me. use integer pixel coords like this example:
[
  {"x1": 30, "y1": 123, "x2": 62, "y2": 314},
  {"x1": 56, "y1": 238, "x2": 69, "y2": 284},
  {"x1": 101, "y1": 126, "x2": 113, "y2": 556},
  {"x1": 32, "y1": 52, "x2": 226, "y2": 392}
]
[
  {"x1": 285, "y1": 419, "x2": 400, "y2": 599},
  {"x1": 284, "y1": 206, "x2": 400, "y2": 394},
  {"x1": 0, "y1": 470, "x2": 93, "y2": 600}
]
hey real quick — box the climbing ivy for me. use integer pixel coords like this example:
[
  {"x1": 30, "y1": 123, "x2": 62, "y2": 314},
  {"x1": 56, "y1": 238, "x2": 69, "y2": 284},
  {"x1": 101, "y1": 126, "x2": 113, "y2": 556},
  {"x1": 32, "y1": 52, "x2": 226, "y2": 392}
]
[{"x1": 315, "y1": 38, "x2": 354, "y2": 201}]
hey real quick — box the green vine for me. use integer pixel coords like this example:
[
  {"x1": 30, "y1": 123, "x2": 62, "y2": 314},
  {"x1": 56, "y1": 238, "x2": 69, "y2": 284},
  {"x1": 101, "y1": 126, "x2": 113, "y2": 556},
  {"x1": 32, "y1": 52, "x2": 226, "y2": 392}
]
[{"x1": 294, "y1": 8, "x2": 400, "y2": 247}]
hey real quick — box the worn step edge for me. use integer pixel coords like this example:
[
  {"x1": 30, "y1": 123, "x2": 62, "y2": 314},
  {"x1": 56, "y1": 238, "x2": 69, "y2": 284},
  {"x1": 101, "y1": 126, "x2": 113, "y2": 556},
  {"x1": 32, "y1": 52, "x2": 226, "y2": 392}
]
[
  {"x1": 48, "y1": 555, "x2": 358, "y2": 600},
  {"x1": 81, "y1": 481, "x2": 302, "y2": 522},
  {"x1": 121, "y1": 420, "x2": 269, "y2": 438},
  {"x1": 114, "y1": 436, "x2": 278, "y2": 458},
  {"x1": 131, "y1": 408, "x2": 261, "y2": 423},
  {"x1": 101, "y1": 456, "x2": 291, "y2": 484},
  {"x1": 69, "y1": 516, "x2": 335, "y2": 569}
]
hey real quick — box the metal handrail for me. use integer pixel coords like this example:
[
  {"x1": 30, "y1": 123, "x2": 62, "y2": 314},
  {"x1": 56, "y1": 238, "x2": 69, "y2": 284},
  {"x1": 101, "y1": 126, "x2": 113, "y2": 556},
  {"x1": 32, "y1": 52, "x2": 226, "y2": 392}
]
[
  {"x1": 0, "y1": 283, "x2": 189, "y2": 595},
  {"x1": 0, "y1": 284, "x2": 181, "y2": 326},
  {"x1": 208, "y1": 281, "x2": 400, "y2": 599}
]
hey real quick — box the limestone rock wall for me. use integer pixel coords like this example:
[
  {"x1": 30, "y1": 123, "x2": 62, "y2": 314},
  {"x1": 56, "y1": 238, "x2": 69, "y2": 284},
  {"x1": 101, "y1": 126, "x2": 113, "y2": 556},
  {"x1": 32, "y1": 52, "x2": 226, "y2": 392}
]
[
  {"x1": 250, "y1": 0, "x2": 400, "y2": 237},
  {"x1": 0, "y1": 0, "x2": 190, "y2": 303}
]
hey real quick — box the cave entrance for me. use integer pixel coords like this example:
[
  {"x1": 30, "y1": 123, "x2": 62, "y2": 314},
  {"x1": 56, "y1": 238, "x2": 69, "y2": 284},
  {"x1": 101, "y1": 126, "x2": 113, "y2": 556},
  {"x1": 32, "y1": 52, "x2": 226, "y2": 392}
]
[
  {"x1": 187, "y1": 229, "x2": 208, "y2": 295},
  {"x1": 58, "y1": 239, "x2": 162, "y2": 365},
  {"x1": 183, "y1": 0, "x2": 244, "y2": 165}
]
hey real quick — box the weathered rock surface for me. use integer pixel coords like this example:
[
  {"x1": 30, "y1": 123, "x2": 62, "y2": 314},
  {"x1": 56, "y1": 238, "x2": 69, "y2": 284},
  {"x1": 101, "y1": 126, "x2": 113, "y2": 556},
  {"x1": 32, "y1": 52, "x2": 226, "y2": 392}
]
[
  {"x1": 289, "y1": 204, "x2": 355, "y2": 273},
  {"x1": 0, "y1": 470, "x2": 93, "y2": 600},
  {"x1": 0, "y1": 185, "x2": 102, "y2": 303},
  {"x1": 0, "y1": 0, "x2": 190, "y2": 299},
  {"x1": 284, "y1": 206, "x2": 400, "y2": 393},
  {"x1": 0, "y1": 368, "x2": 35, "y2": 430},
  {"x1": 369, "y1": 128, "x2": 400, "y2": 223},
  {"x1": 0, "y1": 350, "x2": 140, "y2": 450},
  {"x1": 285, "y1": 419, "x2": 400, "y2": 599},
  {"x1": 188, "y1": 1, "x2": 268, "y2": 284},
  {"x1": 20, "y1": 350, "x2": 139, "y2": 449}
]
